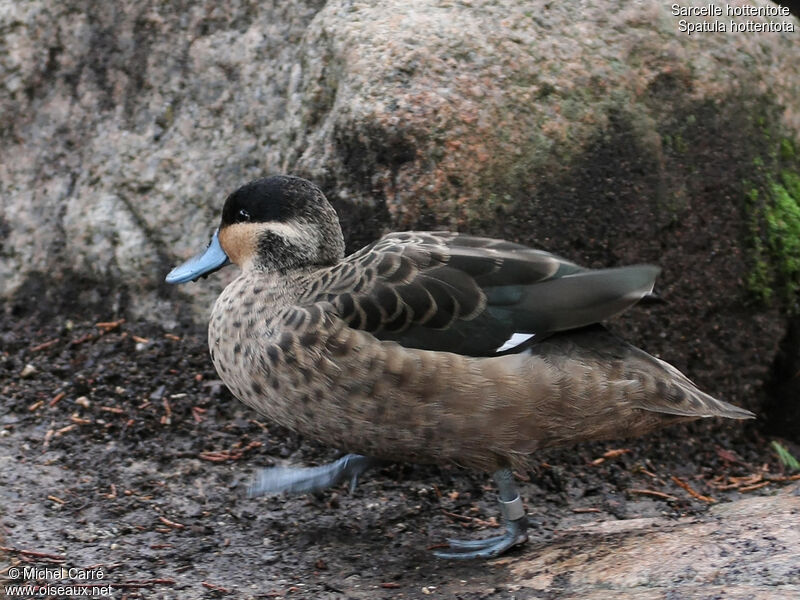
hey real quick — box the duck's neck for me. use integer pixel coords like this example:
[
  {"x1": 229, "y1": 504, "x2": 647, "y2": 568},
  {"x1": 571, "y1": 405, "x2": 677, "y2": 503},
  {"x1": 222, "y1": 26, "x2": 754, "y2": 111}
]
[{"x1": 233, "y1": 265, "x2": 323, "y2": 309}]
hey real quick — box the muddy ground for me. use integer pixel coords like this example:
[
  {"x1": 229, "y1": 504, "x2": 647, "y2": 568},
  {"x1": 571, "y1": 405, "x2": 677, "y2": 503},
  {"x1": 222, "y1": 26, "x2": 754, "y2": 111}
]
[{"x1": 1, "y1": 313, "x2": 798, "y2": 599}]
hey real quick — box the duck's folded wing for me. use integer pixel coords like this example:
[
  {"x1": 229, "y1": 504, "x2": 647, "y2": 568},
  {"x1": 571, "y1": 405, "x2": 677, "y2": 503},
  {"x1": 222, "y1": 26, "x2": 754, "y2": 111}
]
[{"x1": 304, "y1": 232, "x2": 660, "y2": 357}]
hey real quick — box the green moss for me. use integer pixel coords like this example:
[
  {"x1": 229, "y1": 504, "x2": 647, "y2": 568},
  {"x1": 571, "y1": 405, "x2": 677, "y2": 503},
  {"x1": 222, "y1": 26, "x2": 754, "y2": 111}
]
[
  {"x1": 746, "y1": 258, "x2": 773, "y2": 302},
  {"x1": 765, "y1": 173, "x2": 800, "y2": 299},
  {"x1": 780, "y1": 138, "x2": 795, "y2": 161},
  {"x1": 745, "y1": 148, "x2": 800, "y2": 308},
  {"x1": 781, "y1": 169, "x2": 800, "y2": 199},
  {"x1": 673, "y1": 133, "x2": 688, "y2": 154}
]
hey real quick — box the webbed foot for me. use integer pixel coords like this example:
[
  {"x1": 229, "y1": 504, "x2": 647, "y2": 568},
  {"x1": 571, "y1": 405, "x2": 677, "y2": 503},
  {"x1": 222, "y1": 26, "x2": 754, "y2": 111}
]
[
  {"x1": 249, "y1": 454, "x2": 379, "y2": 497},
  {"x1": 433, "y1": 468, "x2": 529, "y2": 560},
  {"x1": 433, "y1": 516, "x2": 528, "y2": 559}
]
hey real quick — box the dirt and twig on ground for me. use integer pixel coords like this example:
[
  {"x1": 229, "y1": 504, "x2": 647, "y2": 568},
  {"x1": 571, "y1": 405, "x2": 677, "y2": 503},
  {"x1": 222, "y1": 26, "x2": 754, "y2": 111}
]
[{"x1": 1, "y1": 315, "x2": 798, "y2": 598}]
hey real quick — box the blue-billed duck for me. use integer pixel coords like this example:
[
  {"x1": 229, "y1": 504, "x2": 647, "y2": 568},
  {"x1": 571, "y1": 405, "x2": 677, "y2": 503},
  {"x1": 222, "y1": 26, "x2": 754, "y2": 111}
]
[{"x1": 166, "y1": 175, "x2": 754, "y2": 559}]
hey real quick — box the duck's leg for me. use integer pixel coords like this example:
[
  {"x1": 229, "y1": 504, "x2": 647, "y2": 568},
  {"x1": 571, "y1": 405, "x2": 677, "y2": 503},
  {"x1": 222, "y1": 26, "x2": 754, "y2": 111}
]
[
  {"x1": 434, "y1": 468, "x2": 529, "y2": 559},
  {"x1": 248, "y1": 454, "x2": 380, "y2": 497}
]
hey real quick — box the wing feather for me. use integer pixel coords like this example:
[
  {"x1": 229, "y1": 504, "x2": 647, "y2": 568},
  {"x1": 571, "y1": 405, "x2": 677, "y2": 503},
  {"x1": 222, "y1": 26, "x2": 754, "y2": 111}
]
[{"x1": 301, "y1": 231, "x2": 660, "y2": 356}]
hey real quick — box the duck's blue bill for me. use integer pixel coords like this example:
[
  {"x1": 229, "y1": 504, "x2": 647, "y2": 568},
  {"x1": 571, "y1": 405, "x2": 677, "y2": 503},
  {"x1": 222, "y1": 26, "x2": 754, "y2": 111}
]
[{"x1": 165, "y1": 228, "x2": 230, "y2": 284}]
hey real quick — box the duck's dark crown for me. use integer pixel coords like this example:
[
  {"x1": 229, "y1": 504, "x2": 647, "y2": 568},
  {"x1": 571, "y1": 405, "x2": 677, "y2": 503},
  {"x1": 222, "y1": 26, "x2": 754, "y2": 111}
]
[{"x1": 220, "y1": 176, "x2": 328, "y2": 228}]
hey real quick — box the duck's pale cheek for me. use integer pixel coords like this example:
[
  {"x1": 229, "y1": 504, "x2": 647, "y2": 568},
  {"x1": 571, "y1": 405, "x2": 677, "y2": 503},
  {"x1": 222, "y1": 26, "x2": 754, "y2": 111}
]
[{"x1": 218, "y1": 223, "x2": 260, "y2": 266}]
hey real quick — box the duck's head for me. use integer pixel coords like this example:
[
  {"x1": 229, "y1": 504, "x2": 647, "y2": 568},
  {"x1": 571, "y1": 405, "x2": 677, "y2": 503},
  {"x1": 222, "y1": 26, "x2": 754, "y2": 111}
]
[{"x1": 166, "y1": 176, "x2": 345, "y2": 284}]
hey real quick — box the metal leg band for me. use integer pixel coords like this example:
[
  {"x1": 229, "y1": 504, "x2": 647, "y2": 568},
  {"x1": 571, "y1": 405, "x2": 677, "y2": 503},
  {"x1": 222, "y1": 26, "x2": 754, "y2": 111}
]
[{"x1": 499, "y1": 494, "x2": 526, "y2": 521}]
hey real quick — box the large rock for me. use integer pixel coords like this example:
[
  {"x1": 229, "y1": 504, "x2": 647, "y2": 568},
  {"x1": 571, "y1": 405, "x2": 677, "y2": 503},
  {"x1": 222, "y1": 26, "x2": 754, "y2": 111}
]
[
  {"x1": 1, "y1": 1, "x2": 326, "y2": 322},
  {"x1": 1, "y1": 1, "x2": 799, "y2": 420},
  {"x1": 504, "y1": 484, "x2": 800, "y2": 599}
]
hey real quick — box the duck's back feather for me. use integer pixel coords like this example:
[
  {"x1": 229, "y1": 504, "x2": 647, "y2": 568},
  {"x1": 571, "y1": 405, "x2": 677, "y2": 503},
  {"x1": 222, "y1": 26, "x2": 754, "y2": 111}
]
[{"x1": 303, "y1": 232, "x2": 660, "y2": 357}]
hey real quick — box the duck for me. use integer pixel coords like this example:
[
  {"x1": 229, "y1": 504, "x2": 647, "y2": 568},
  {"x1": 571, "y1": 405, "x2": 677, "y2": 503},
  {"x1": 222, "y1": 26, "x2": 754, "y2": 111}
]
[{"x1": 166, "y1": 175, "x2": 754, "y2": 559}]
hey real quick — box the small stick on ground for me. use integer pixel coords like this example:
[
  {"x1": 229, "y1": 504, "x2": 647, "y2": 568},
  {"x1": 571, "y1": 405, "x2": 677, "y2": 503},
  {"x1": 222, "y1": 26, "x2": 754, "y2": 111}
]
[
  {"x1": 636, "y1": 467, "x2": 660, "y2": 479},
  {"x1": 49, "y1": 391, "x2": 66, "y2": 407},
  {"x1": 739, "y1": 480, "x2": 771, "y2": 492},
  {"x1": 161, "y1": 397, "x2": 172, "y2": 425},
  {"x1": 710, "y1": 472, "x2": 800, "y2": 491},
  {"x1": 95, "y1": 319, "x2": 125, "y2": 332},
  {"x1": 671, "y1": 476, "x2": 716, "y2": 503},
  {"x1": 628, "y1": 488, "x2": 678, "y2": 501},
  {"x1": 441, "y1": 510, "x2": 500, "y2": 528},
  {"x1": 766, "y1": 473, "x2": 800, "y2": 482},
  {"x1": 192, "y1": 406, "x2": 207, "y2": 423},
  {"x1": 199, "y1": 441, "x2": 263, "y2": 462},
  {"x1": 30, "y1": 339, "x2": 59, "y2": 352},
  {"x1": 202, "y1": 581, "x2": 232, "y2": 593},
  {"x1": 70, "y1": 333, "x2": 97, "y2": 346},
  {"x1": 0, "y1": 546, "x2": 66, "y2": 562},
  {"x1": 592, "y1": 448, "x2": 631, "y2": 465},
  {"x1": 158, "y1": 516, "x2": 185, "y2": 529},
  {"x1": 55, "y1": 424, "x2": 76, "y2": 437},
  {"x1": 441, "y1": 510, "x2": 474, "y2": 523}
]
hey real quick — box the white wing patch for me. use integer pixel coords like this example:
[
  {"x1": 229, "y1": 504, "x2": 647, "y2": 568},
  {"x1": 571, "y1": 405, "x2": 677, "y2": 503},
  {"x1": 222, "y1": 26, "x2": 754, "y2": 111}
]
[{"x1": 495, "y1": 332, "x2": 535, "y2": 353}]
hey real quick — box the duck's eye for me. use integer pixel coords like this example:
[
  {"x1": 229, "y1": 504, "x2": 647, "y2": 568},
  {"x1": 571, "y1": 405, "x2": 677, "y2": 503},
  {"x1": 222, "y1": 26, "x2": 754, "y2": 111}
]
[{"x1": 238, "y1": 209, "x2": 251, "y2": 222}]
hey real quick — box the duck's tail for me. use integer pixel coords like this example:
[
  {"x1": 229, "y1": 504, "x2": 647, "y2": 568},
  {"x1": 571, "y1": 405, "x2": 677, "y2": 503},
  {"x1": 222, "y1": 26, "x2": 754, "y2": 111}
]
[
  {"x1": 628, "y1": 349, "x2": 755, "y2": 420},
  {"x1": 529, "y1": 325, "x2": 755, "y2": 421}
]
